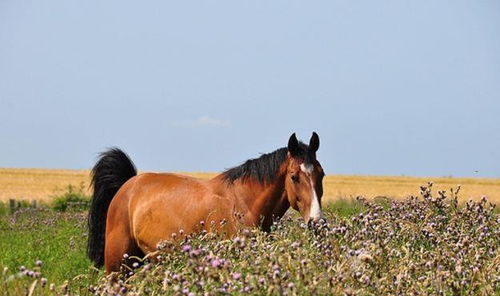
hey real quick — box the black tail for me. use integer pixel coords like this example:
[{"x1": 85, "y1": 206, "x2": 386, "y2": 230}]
[{"x1": 87, "y1": 148, "x2": 137, "y2": 267}]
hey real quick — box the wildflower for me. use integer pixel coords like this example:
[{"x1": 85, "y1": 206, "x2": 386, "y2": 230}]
[
  {"x1": 49, "y1": 283, "x2": 55, "y2": 291},
  {"x1": 189, "y1": 249, "x2": 202, "y2": 257},
  {"x1": 358, "y1": 252, "x2": 373, "y2": 263},
  {"x1": 232, "y1": 272, "x2": 241, "y2": 280},
  {"x1": 218, "y1": 287, "x2": 227, "y2": 293},
  {"x1": 211, "y1": 259, "x2": 221, "y2": 268}
]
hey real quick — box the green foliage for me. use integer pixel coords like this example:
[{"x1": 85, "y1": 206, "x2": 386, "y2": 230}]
[
  {"x1": 324, "y1": 197, "x2": 366, "y2": 217},
  {"x1": 0, "y1": 208, "x2": 99, "y2": 294},
  {"x1": 0, "y1": 202, "x2": 7, "y2": 217},
  {"x1": 0, "y1": 200, "x2": 35, "y2": 217},
  {"x1": 0, "y1": 185, "x2": 498, "y2": 295},
  {"x1": 51, "y1": 183, "x2": 90, "y2": 212}
]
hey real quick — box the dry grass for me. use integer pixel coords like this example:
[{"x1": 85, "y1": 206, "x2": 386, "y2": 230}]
[
  {"x1": 0, "y1": 168, "x2": 91, "y2": 202},
  {"x1": 323, "y1": 175, "x2": 500, "y2": 204},
  {"x1": 1, "y1": 168, "x2": 499, "y2": 204}
]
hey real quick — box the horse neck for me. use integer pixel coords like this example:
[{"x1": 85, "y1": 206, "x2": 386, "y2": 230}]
[{"x1": 214, "y1": 163, "x2": 290, "y2": 230}]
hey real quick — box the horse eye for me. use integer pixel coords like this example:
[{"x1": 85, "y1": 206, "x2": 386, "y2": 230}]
[{"x1": 291, "y1": 175, "x2": 299, "y2": 183}]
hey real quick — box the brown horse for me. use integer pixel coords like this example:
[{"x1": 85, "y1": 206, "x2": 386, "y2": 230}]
[{"x1": 87, "y1": 132, "x2": 325, "y2": 273}]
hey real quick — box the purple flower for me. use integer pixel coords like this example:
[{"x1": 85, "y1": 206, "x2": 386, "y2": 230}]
[
  {"x1": 211, "y1": 259, "x2": 221, "y2": 268},
  {"x1": 232, "y1": 273, "x2": 241, "y2": 280},
  {"x1": 182, "y1": 244, "x2": 192, "y2": 253}
]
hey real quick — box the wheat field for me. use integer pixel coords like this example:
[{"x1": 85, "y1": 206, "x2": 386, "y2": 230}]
[{"x1": 1, "y1": 168, "x2": 499, "y2": 203}]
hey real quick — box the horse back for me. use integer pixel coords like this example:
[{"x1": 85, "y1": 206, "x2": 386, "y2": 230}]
[{"x1": 111, "y1": 172, "x2": 234, "y2": 253}]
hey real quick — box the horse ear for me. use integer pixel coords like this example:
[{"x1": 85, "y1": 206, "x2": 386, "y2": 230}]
[
  {"x1": 287, "y1": 133, "x2": 300, "y2": 156},
  {"x1": 309, "y1": 132, "x2": 320, "y2": 152}
]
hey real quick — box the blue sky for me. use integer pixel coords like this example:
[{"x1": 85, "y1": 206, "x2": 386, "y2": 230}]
[{"x1": 1, "y1": 1, "x2": 499, "y2": 177}]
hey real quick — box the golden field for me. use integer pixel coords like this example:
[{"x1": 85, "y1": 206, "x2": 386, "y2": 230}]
[{"x1": 0, "y1": 168, "x2": 499, "y2": 204}]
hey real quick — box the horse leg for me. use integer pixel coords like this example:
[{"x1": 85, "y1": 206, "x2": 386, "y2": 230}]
[
  {"x1": 104, "y1": 201, "x2": 144, "y2": 274},
  {"x1": 104, "y1": 225, "x2": 144, "y2": 274}
]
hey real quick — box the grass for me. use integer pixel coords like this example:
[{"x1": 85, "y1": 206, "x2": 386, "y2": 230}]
[
  {"x1": 0, "y1": 197, "x2": 369, "y2": 287},
  {"x1": 1, "y1": 168, "x2": 500, "y2": 203},
  {"x1": 323, "y1": 197, "x2": 367, "y2": 217},
  {"x1": 1, "y1": 186, "x2": 497, "y2": 295},
  {"x1": 0, "y1": 168, "x2": 91, "y2": 202},
  {"x1": 0, "y1": 171, "x2": 498, "y2": 294},
  {"x1": 0, "y1": 209, "x2": 96, "y2": 284},
  {"x1": 0, "y1": 186, "x2": 96, "y2": 294},
  {"x1": 51, "y1": 183, "x2": 89, "y2": 212}
]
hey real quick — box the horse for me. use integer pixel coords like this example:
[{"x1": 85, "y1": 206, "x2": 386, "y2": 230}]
[{"x1": 87, "y1": 132, "x2": 325, "y2": 273}]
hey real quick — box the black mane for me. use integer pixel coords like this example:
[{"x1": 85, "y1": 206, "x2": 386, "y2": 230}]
[{"x1": 222, "y1": 142, "x2": 310, "y2": 184}]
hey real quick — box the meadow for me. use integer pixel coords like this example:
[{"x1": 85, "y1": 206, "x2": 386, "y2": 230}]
[{"x1": 0, "y1": 169, "x2": 499, "y2": 295}]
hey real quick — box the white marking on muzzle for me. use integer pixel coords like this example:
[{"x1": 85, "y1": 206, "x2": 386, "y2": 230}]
[
  {"x1": 309, "y1": 182, "x2": 322, "y2": 222},
  {"x1": 300, "y1": 163, "x2": 322, "y2": 222}
]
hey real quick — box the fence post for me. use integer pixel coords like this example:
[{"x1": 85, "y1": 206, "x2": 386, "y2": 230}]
[
  {"x1": 32, "y1": 200, "x2": 37, "y2": 208},
  {"x1": 9, "y1": 199, "x2": 16, "y2": 214}
]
